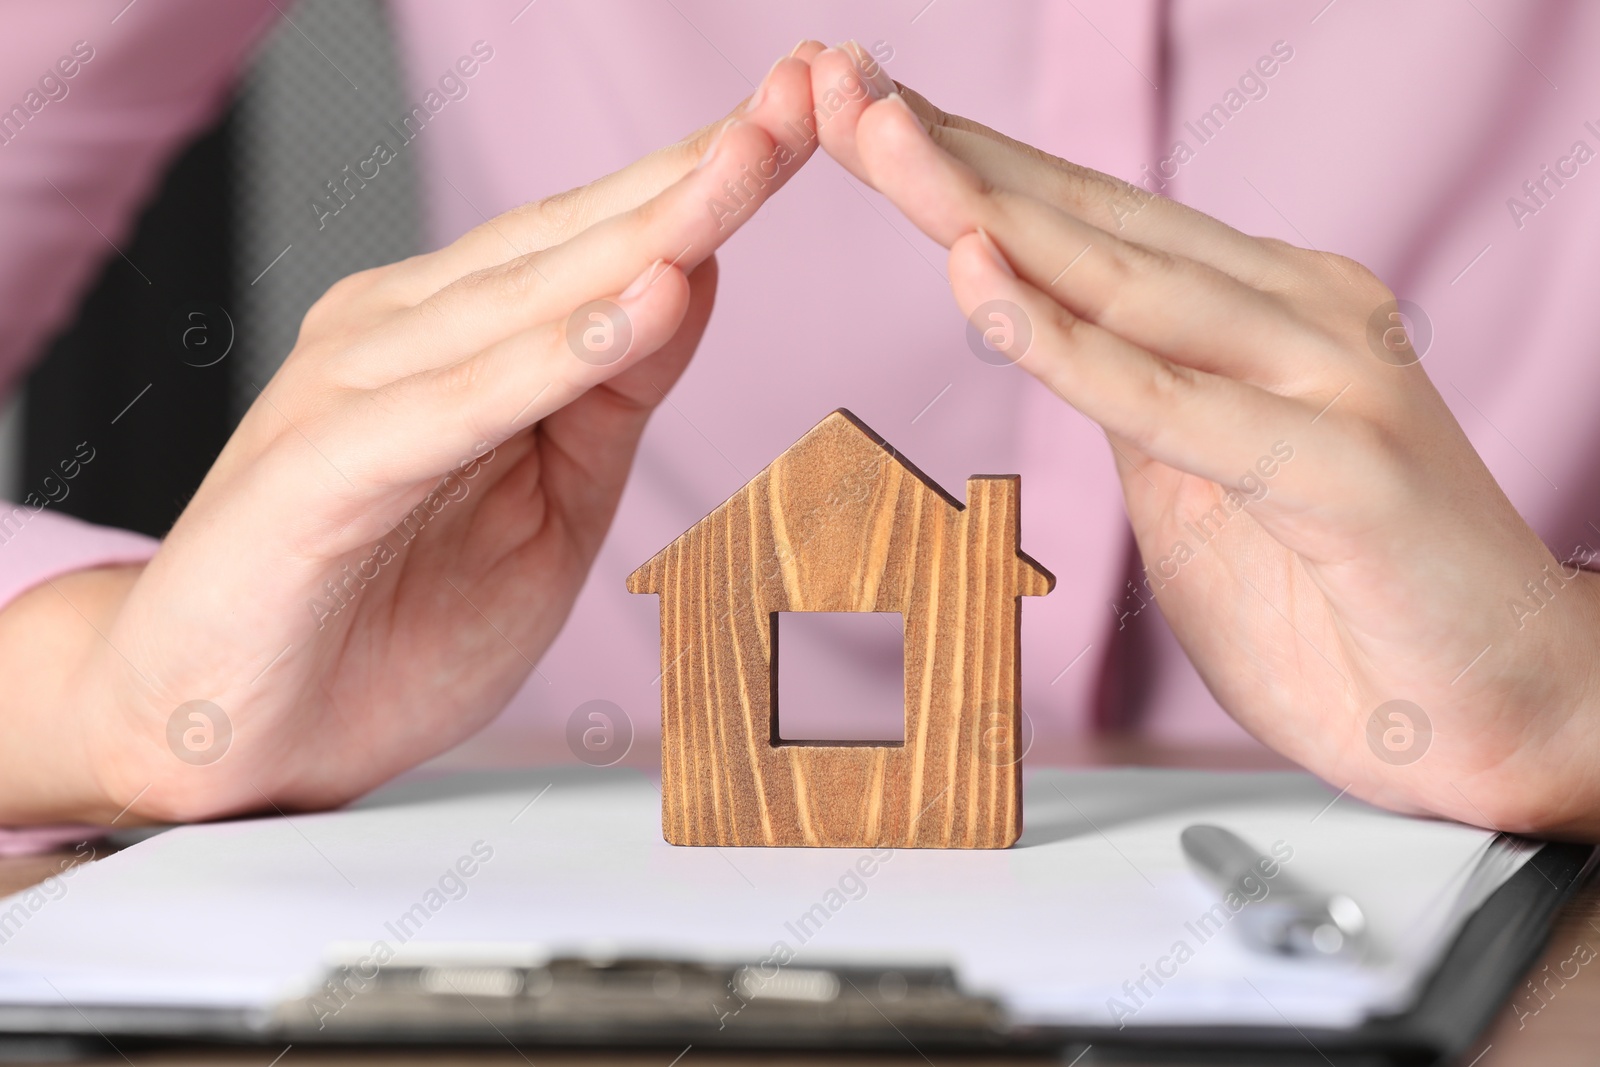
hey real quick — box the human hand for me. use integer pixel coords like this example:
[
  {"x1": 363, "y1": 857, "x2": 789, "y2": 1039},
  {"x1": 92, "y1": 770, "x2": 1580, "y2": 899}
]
[
  {"x1": 6, "y1": 48, "x2": 826, "y2": 826},
  {"x1": 809, "y1": 45, "x2": 1600, "y2": 837}
]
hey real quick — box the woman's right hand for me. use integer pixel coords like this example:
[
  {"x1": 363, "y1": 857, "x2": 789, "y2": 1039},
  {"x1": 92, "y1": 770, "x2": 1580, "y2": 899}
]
[
  {"x1": 0, "y1": 45, "x2": 828, "y2": 826},
  {"x1": 809, "y1": 45, "x2": 1600, "y2": 837}
]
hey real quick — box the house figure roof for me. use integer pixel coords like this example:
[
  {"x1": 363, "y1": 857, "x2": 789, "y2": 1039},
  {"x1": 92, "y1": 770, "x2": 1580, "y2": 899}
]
[{"x1": 628, "y1": 408, "x2": 1053, "y2": 600}]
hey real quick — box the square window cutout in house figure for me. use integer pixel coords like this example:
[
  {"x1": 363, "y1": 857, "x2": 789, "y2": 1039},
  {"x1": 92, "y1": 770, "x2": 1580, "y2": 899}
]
[
  {"x1": 771, "y1": 611, "x2": 906, "y2": 746},
  {"x1": 628, "y1": 409, "x2": 1054, "y2": 849}
]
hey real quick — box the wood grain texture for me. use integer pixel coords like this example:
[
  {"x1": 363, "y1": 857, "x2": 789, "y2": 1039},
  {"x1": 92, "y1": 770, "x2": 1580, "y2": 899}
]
[{"x1": 628, "y1": 409, "x2": 1053, "y2": 848}]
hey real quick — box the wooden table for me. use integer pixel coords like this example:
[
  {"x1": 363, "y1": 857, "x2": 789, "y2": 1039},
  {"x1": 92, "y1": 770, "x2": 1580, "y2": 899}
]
[{"x1": 2, "y1": 736, "x2": 1592, "y2": 1066}]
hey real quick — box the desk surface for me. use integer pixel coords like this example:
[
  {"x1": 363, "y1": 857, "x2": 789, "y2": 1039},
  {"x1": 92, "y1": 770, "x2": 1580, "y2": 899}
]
[{"x1": 1, "y1": 736, "x2": 1591, "y2": 1067}]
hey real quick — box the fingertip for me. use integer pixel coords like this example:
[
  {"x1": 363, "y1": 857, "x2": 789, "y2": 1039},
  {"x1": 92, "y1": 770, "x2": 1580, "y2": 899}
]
[
  {"x1": 884, "y1": 91, "x2": 925, "y2": 131},
  {"x1": 948, "y1": 230, "x2": 1012, "y2": 306},
  {"x1": 617, "y1": 258, "x2": 689, "y2": 311},
  {"x1": 840, "y1": 39, "x2": 896, "y2": 98},
  {"x1": 613, "y1": 260, "x2": 692, "y2": 363},
  {"x1": 688, "y1": 112, "x2": 808, "y2": 237},
  {"x1": 790, "y1": 39, "x2": 827, "y2": 62},
  {"x1": 809, "y1": 46, "x2": 872, "y2": 174},
  {"x1": 947, "y1": 233, "x2": 1046, "y2": 371},
  {"x1": 687, "y1": 249, "x2": 718, "y2": 285},
  {"x1": 811, "y1": 45, "x2": 870, "y2": 118},
  {"x1": 742, "y1": 56, "x2": 819, "y2": 160},
  {"x1": 854, "y1": 90, "x2": 930, "y2": 184},
  {"x1": 948, "y1": 229, "x2": 989, "y2": 272},
  {"x1": 678, "y1": 252, "x2": 719, "y2": 338},
  {"x1": 754, "y1": 55, "x2": 810, "y2": 107}
]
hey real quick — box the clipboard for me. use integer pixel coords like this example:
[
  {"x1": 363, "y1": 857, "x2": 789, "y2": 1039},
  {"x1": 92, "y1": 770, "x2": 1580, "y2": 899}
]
[{"x1": 0, "y1": 769, "x2": 1590, "y2": 1065}]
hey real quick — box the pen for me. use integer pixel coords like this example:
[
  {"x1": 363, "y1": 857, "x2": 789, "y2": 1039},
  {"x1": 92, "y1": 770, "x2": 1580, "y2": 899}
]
[{"x1": 1179, "y1": 824, "x2": 1367, "y2": 960}]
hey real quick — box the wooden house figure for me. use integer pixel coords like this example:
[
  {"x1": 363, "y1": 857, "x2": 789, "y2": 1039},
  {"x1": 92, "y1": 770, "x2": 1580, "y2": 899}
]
[{"x1": 627, "y1": 410, "x2": 1054, "y2": 848}]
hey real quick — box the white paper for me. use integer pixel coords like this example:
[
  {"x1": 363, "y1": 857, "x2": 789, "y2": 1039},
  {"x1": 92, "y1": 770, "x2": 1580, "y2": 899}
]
[{"x1": 0, "y1": 767, "x2": 1522, "y2": 1031}]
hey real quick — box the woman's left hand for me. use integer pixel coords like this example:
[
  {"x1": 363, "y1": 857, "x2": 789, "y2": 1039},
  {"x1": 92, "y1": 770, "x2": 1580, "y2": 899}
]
[{"x1": 809, "y1": 44, "x2": 1600, "y2": 838}]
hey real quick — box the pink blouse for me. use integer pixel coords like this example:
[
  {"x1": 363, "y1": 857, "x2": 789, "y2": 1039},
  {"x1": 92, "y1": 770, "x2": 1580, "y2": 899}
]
[{"x1": 3, "y1": 0, "x2": 1599, "y2": 836}]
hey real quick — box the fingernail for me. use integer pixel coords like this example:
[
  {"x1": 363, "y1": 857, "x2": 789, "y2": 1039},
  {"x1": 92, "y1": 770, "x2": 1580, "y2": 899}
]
[
  {"x1": 696, "y1": 119, "x2": 735, "y2": 170},
  {"x1": 886, "y1": 91, "x2": 925, "y2": 131},
  {"x1": 745, "y1": 56, "x2": 782, "y2": 114},
  {"x1": 816, "y1": 44, "x2": 844, "y2": 76},
  {"x1": 789, "y1": 38, "x2": 812, "y2": 58},
  {"x1": 843, "y1": 39, "x2": 895, "y2": 99},
  {"x1": 977, "y1": 228, "x2": 1015, "y2": 278},
  {"x1": 620, "y1": 259, "x2": 664, "y2": 301}
]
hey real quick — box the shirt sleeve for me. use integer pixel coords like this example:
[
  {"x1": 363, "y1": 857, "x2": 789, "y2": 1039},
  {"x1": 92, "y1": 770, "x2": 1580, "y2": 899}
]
[
  {"x1": 0, "y1": 502, "x2": 157, "y2": 610},
  {"x1": 0, "y1": 505, "x2": 158, "y2": 849}
]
